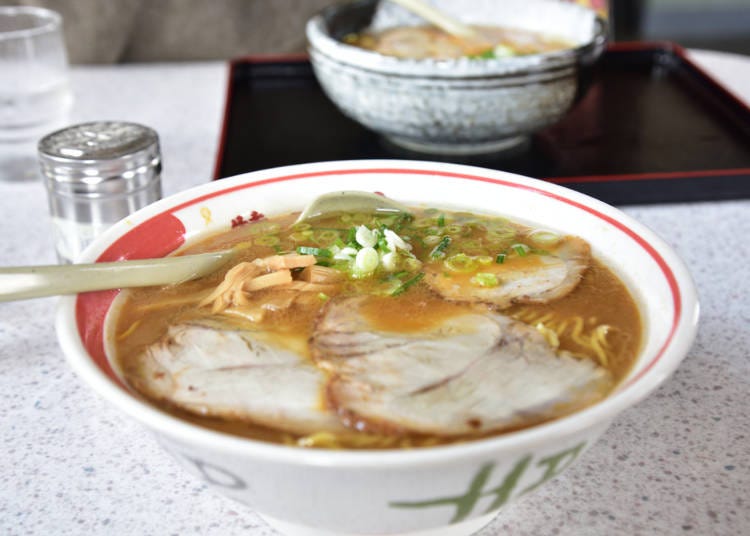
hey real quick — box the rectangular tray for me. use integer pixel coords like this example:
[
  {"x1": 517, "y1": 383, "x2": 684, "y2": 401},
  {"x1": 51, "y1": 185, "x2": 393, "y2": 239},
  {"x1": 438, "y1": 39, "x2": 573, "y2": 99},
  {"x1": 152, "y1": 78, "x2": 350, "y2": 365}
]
[{"x1": 214, "y1": 43, "x2": 750, "y2": 205}]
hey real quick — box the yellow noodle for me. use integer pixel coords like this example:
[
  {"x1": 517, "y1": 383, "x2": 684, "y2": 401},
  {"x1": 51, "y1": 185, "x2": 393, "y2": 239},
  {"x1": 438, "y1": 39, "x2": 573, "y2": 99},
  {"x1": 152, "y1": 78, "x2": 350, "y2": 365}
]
[
  {"x1": 513, "y1": 308, "x2": 618, "y2": 368},
  {"x1": 534, "y1": 322, "x2": 560, "y2": 348},
  {"x1": 116, "y1": 320, "x2": 141, "y2": 341},
  {"x1": 135, "y1": 290, "x2": 212, "y2": 313},
  {"x1": 569, "y1": 317, "x2": 589, "y2": 347},
  {"x1": 589, "y1": 325, "x2": 610, "y2": 366}
]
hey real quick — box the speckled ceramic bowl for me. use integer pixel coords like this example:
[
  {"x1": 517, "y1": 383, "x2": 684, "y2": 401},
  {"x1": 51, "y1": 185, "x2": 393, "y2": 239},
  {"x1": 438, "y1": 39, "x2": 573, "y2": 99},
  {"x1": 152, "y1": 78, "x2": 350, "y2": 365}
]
[
  {"x1": 306, "y1": 0, "x2": 607, "y2": 155},
  {"x1": 57, "y1": 160, "x2": 698, "y2": 536}
]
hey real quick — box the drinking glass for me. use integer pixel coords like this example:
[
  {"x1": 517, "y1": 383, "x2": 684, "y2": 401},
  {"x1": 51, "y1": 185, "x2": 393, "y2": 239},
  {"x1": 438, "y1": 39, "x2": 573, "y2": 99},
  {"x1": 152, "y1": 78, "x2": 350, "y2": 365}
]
[{"x1": 0, "y1": 6, "x2": 72, "y2": 182}]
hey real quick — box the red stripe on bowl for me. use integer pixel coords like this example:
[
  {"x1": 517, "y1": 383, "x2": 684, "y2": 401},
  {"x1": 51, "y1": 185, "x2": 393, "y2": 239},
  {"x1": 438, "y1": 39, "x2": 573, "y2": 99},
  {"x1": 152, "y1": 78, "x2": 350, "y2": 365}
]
[{"x1": 77, "y1": 212, "x2": 187, "y2": 385}]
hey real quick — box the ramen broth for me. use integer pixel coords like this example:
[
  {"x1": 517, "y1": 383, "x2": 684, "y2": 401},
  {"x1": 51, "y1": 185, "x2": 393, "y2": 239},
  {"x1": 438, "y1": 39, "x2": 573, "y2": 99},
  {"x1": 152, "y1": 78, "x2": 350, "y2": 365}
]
[
  {"x1": 345, "y1": 25, "x2": 574, "y2": 59},
  {"x1": 113, "y1": 207, "x2": 642, "y2": 449}
]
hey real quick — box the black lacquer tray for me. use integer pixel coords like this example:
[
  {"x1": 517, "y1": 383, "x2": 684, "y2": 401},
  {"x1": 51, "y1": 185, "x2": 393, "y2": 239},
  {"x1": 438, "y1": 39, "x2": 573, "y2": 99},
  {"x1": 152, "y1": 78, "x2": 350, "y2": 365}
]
[{"x1": 214, "y1": 42, "x2": 750, "y2": 205}]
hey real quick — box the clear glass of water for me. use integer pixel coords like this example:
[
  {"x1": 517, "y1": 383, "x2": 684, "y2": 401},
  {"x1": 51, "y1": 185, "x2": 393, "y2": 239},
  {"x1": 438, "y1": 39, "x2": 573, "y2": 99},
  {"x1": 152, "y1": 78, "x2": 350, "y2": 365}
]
[{"x1": 0, "y1": 6, "x2": 73, "y2": 182}]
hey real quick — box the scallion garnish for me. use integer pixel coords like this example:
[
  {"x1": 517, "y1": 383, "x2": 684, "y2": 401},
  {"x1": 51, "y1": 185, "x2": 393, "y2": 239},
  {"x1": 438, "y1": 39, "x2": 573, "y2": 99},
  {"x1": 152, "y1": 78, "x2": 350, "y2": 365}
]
[
  {"x1": 346, "y1": 227, "x2": 357, "y2": 246},
  {"x1": 470, "y1": 48, "x2": 496, "y2": 59},
  {"x1": 511, "y1": 243, "x2": 530, "y2": 257},
  {"x1": 430, "y1": 236, "x2": 451, "y2": 258},
  {"x1": 296, "y1": 246, "x2": 332, "y2": 258},
  {"x1": 390, "y1": 272, "x2": 425, "y2": 296},
  {"x1": 471, "y1": 273, "x2": 499, "y2": 288},
  {"x1": 496, "y1": 253, "x2": 506, "y2": 264},
  {"x1": 437, "y1": 214, "x2": 445, "y2": 227}
]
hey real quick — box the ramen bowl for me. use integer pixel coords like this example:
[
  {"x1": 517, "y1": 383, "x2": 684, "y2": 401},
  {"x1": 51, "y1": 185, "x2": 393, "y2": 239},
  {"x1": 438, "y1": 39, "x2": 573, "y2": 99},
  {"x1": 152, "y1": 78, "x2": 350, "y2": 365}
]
[
  {"x1": 57, "y1": 160, "x2": 698, "y2": 536},
  {"x1": 306, "y1": 0, "x2": 606, "y2": 156}
]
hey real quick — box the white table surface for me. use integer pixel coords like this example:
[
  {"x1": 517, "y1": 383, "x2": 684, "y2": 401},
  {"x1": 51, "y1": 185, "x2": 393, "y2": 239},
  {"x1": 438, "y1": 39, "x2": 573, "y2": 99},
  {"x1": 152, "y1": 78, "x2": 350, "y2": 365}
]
[{"x1": 1, "y1": 50, "x2": 748, "y2": 536}]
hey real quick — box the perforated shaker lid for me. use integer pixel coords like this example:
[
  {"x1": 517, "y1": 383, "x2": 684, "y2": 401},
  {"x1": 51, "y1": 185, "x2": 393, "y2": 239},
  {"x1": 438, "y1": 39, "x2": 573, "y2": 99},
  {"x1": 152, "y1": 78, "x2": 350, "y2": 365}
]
[{"x1": 38, "y1": 121, "x2": 161, "y2": 195}]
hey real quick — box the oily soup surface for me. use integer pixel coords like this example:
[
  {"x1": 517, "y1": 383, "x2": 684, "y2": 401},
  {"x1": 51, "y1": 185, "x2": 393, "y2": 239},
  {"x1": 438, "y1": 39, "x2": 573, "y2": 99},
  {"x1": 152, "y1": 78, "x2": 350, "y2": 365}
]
[
  {"x1": 113, "y1": 207, "x2": 642, "y2": 449},
  {"x1": 346, "y1": 24, "x2": 574, "y2": 60}
]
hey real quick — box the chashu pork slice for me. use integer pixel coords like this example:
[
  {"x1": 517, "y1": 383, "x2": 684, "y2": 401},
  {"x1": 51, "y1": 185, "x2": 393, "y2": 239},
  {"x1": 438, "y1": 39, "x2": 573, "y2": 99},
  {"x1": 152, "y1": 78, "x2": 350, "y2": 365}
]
[
  {"x1": 311, "y1": 297, "x2": 611, "y2": 437},
  {"x1": 424, "y1": 235, "x2": 591, "y2": 308},
  {"x1": 133, "y1": 322, "x2": 346, "y2": 435}
]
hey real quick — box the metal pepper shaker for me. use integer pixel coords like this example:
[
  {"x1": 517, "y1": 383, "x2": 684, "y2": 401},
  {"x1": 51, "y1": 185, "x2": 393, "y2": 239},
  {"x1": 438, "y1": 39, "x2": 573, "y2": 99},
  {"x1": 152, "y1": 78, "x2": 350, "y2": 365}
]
[{"x1": 38, "y1": 121, "x2": 163, "y2": 263}]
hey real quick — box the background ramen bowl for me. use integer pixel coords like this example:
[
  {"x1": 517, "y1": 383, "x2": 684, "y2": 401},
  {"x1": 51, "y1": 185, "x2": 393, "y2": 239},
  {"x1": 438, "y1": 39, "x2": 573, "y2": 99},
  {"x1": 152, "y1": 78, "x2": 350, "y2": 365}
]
[
  {"x1": 57, "y1": 160, "x2": 698, "y2": 536},
  {"x1": 306, "y1": 0, "x2": 607, "y2": 156}
]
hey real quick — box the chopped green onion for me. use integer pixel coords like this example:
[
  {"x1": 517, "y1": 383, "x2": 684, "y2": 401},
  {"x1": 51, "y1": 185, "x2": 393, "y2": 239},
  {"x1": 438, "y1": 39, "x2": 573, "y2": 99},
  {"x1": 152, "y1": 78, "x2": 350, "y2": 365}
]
[
  {"x1": 496, "y1": 253, "x2": 507, "y2": 264},
  {"x1": 437, "y1": 214, "x2": 445, "y2": 227},
  {"x1": 296, "y1": 246, "x2": 332, "y2": 258},
  {"x1": 290, "y1": 230, "x2": 314, "y2": 242},
  {"x1": 528, "y1": 230, "x2": 561, "y2": 247},
  {"x1": 444, "y1": 253, "x2": 478, "y2": 273},
  {"x1": 346, "y1": 227, "x2": 357, "y2": 246},
  {"x1": 354, "y1": 247, "x2": 379, "y2": 275},
  {"x1": 477, "y1": 256, "x2": 493, "y2": 265},
  {"x1": 493, "y1": 44, "x2": 516, "y2": 58},
  {"x1": 381, "y1": 251, "x2": 397, "y2": 272},
  {"x1": 470, "y1": 48, "x2": 496, "y2": 59},
  {"x1": 351, "y1": 213, "x2": 370, "y2": 225},
  {"x1": 511, "y1": 243, "x2": 530, "y2": 257},
  {"x1": 355, "y1": 225, "x2": 378, "y2": 248},
  {"x1": 392, "y1": 213, "x2": 412, "y2": 232},
  {"x1": 486, "y1": 228, "x2": 516, "y2": 245},
  {"x1": 255, "y1": 235, "x2": 280, "y2": 246},
  {"x1": 317, "y1": 230, "x2": 341, "y2": 245},
  {"x1": 390, "y1": 272, "x2": 425, "y2": 296},
  {"x1": 247, "y1": 222, "x2": 280, "y2": 235},
  {"x1": 430, "y1": 236, "x2": 451, "y2": 259},
  {"x1": 376, "y1": 215, "x2": 397, "y2": 227},
  {"x1": 471, "y1": 273, "x2": 499, "y2": 288},
  {"x1": 318, "y1": 292, "x2": 329, "y2": 301},
  {"x1": 403, "y1": 257, "x2": 421, "y2": 272},
  {"x1": 377, "y1": 234, "x2": 390, "y2": 252},
  {"x1": 413, "y1": 218, "x2": 434, "y2": 229}
]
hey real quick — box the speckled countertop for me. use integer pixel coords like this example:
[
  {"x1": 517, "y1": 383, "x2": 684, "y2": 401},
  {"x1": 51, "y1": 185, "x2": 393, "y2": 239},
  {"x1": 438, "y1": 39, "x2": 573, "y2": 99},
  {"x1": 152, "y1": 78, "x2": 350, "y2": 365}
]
[{"x1": 1, "y1": 51, "x2": 748, "y2": 536}]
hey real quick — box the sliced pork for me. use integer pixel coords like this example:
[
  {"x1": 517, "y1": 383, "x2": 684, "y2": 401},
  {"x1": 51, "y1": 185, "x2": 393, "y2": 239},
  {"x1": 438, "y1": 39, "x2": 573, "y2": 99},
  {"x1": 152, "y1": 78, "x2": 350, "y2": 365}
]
[
  {"x1": 133, "y1": 322, "x2": 346, "y2": 435},
  {"x1": 311, "y1": 297, "x2": 610, "y2": 436},
  {"x1": 424, "y1": 235, "x2": 591, "y2": 308}
]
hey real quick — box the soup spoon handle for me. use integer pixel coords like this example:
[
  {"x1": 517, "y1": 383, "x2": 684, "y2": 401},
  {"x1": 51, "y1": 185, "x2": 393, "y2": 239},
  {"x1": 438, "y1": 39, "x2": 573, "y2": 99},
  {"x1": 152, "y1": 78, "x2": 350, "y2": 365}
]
[{"x1": 0, "y1": 250, "x2": 234, "y2": 302}]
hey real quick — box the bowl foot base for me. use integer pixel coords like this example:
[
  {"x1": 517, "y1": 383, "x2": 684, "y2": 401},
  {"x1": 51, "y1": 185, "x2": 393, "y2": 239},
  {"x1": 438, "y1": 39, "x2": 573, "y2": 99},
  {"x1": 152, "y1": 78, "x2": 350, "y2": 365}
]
[
  {"x1": 258, "y1": 511, "x2": 498, "y2": 536},
  {"x1": 384, "y1": 135, "x2": 528, "y2": 156}
]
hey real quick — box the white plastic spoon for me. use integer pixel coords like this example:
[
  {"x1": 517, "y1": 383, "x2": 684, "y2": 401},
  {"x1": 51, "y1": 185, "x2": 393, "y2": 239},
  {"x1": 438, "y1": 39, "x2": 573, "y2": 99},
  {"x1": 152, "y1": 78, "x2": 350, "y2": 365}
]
[
  {"x1": 0, "y1": 191, "x2": 410, "y2": 302},
  {"x1": 0, "y1": 250, "x2": 236, "y2": 302},
  {"x1": 294, "y1": 190, "x2": 410, "y2": 223}
]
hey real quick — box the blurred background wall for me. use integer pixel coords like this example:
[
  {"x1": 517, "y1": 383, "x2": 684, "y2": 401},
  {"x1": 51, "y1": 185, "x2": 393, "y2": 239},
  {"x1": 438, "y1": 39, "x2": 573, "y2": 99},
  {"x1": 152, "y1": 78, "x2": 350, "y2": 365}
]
[
  {"x1": 0, "y1": 0, "x2": 332, "y2": 63},
  {"x1": 0, "y1": 0, "x2": 748, "y2": 63}
]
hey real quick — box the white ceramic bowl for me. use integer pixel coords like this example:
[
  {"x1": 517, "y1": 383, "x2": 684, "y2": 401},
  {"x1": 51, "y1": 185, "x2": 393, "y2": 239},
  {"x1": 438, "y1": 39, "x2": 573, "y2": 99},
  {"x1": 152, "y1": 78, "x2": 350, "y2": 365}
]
[
  {"x1": 306, "y1": 0, "x2": 607, "y2": 155},
  {"x1": 57, "y1": 160, "x2": 698, "y2": 536}
]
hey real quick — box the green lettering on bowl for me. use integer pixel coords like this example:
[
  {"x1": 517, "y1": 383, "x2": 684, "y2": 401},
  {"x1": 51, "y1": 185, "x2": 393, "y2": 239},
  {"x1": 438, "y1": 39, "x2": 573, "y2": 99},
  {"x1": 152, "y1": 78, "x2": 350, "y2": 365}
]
[{"x1": 390, "y1": 441, "x2": 586, "y2": 523}]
